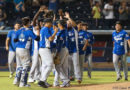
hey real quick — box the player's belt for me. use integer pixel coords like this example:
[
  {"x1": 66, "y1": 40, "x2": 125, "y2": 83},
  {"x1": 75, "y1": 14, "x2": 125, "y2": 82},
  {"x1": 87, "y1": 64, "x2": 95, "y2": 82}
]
[{"x1": 40, "y1": 47, "x2": 50, "y2": 49}]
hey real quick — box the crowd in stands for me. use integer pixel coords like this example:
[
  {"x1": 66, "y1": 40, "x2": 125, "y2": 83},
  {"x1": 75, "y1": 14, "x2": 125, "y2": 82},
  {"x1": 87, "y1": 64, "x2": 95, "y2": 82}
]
[{"x1": 0, "y1": 0, "x2": 130, "y2": 30}]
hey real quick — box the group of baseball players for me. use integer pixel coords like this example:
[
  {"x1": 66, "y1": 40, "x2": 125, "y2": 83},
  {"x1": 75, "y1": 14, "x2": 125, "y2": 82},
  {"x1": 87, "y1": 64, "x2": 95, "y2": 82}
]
[{"x1": 5, "y1": 5, "x2": 130, "y2": 88}]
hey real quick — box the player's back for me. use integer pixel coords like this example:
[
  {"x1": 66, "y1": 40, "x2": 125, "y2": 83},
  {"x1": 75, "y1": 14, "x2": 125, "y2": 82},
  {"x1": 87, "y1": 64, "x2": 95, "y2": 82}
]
[{"x1": 15, "y1": 27, "x2": 36, "y2": 49}]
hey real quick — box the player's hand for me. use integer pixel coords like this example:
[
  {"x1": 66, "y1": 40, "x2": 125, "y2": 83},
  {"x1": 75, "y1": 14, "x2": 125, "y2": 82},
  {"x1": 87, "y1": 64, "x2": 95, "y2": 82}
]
[
  {"x1": 53, "y1": 14, "x2": 56, "y2": 21},
  {"x1": 53, "y1": 26, "x2": 58, "y2": 33},
  {"x1": 39, "y1": 5, "x2": 47, "y2": 12},
  {"x1": 6, "y1": 46, "x2": 9, "y2": 51},
  {"x1": 82, "y1": 47, "x2": 86, "y2": 51},
  {"x1": 64, "y1": 12, "x2": 70, "y2": 19}
]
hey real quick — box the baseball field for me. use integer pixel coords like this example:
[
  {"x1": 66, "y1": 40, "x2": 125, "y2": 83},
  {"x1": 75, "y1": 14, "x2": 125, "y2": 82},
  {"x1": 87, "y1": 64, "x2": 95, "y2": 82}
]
[{"x1": 0, "y1": 71, "x2": 130, "y2": 90}]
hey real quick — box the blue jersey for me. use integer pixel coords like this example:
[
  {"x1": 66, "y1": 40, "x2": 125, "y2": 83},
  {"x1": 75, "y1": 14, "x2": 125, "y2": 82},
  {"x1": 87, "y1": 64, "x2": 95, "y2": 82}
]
[
  {"x1": 67, "y1": 29, "x2": 77, "y2": 53},
  {"x1": 78, "y1": 30, "x2": 88, "y2": 55},
  {"x1": 7, "y1": 30, "x2": 17, "y2": 51},
  {"x1": 14, "y1": 27, "x2": 37, "y2": 49},
  {"x1": 85, "y1": 31, "x2": 94, "y2": 55},
  {"x1": 39, "y1": 27, "x2": 51, "y2": 48},
  {"x1": 112, "y1": 29, "x2": 129, "y2": 55},
  {"x1": 50, "y1": 27, "x2": 57, "y2": 50},
  {"x1": 56, "y1": 29, "x2": 67, "y2": 52}
]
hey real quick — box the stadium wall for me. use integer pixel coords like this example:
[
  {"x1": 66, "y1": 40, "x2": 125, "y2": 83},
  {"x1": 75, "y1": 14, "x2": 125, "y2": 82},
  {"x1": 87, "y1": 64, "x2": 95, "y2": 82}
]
[{"x1": 0, "y1": 30, "x2": 130, "y2": 70}]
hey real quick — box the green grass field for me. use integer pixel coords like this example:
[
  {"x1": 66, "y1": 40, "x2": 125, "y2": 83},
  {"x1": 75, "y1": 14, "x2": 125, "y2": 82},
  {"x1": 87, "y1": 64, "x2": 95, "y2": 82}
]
[{"x1": 0, "y1": 71, "x2": 129, "y2": 90}]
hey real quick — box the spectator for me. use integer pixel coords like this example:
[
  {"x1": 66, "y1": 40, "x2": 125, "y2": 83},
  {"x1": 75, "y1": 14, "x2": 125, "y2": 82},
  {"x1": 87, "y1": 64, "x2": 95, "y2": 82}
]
[
  {"x1": 119, "y1": 1, "x2": 128, "y2": 22},
  {"x1": 0, "y1": 8, "x2": 7, "y2": 30},
  {"x1": 14, "y1": 0, "x2": 25, "y2": 12},
  {"x1": 92, "y1": 1, "x2": 101, "y2": 27},
  {"x1": 14, "y1": 0, "x2": 25, "y2": 18},
  {"x1": 0, "y1": 0, "x2": 5, "y2": 8},
  {"x1": 104, "y1": 0, "x2": 114, "y2": 29}
]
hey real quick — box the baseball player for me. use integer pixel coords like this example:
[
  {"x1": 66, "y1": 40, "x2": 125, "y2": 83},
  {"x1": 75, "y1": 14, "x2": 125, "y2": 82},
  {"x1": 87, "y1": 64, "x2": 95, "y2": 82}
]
[
  {"x1": 5, "y1": 22, "x2": 21, "y2": 78},
  {"x1": 53, "y1": 20, "x2": 70, "y2": 87},
  {"x1": 13, "y1": 17, "x2": 40, "y2": 87},
  {"x1": 28, "y1": 25, "x2": 41, "y2": 83},
  {"x1": 77, "y1": 22, "x2": 89, "y2": 79},
  {"x1": 28, "y1": 7, "x2": 45, "y2": 83},
  {"x1": 38, "y1": 18, "x2": 58, "y2": 88},
  {"x1": 82, "y1": 23, "x2": 94, "y2": 78},
  {"x1": 64, "y1": 12, "x2": 82, "y2": 83},
  {"x1": 112, "y1": 21, "x2": 130, "y2": 81}
]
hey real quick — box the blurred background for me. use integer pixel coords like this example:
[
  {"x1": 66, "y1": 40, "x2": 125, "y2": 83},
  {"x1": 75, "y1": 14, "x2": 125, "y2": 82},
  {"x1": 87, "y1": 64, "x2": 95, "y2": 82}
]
[{"x1": 0, "y1": 0, "x2": 130, "y2": 71}]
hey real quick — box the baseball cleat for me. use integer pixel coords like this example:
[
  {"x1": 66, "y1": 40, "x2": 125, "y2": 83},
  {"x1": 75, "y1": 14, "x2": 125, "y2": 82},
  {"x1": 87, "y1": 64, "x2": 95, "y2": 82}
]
[
  {"x1": 38, "y1": 81, "x2": 48, "y2": 88},
  {"x1": 28, "y1": 78, "x2": 34, "y2": 83},
  {"x1": 116, "y1": 75, "x2": 122, "y2": 81},
  {"x1": 125, "y1": 78, "x2": 128, "y2": 81},
  {"x1": 60, "y1": 82, "x2": 70, "y2": 87},
  {"x1": 53, "y1": 81, "x2": 60, "y2": 87},
  {"x1": 19, "y1": 83, "x2": 31, "y2": 87},
  {"x1": 45, "y1": 82, "x2": 51, "y2": 87}
]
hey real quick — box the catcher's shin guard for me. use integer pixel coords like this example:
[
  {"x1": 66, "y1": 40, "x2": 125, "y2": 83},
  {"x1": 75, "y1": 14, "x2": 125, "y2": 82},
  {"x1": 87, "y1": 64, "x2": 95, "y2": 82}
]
[{"x1": 20, "y1": 67, "x2": 29, "y2": 85}]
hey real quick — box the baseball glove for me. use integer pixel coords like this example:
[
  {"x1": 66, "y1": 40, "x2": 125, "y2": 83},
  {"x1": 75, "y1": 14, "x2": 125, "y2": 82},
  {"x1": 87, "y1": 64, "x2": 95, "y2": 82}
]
[{"x1": 54, "y1": 55, "x2": 60, "y2": 65}]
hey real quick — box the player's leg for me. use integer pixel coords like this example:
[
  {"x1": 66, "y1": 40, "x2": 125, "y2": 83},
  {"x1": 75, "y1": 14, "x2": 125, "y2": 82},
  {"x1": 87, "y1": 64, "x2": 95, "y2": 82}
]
[
  {"x1": 18, "y1": 49, "x2": 31, "y2": 87},
  {"x1": 53, "y1": 69, "x2": 60, "y2": 87},
  {"x1": 87, "y1": 53, "x2": 92, "y2": 78},
  {"x1": 33, "y1": 59, "x2": 41, "y2": 83},
  {"x1": 113, "y1": 54, "x2": 121, "y2": 81},
  {"x1": 72, "y1": 52, "x2": 82, "y2": 82},
  {"x1": 121, "y1": 54, "x2": 128, "y2": 80},
  {"x1": 8, "y1": 51, "x2": 16, "y2": 78},
  {"x1": 68, "y1": 55, "x2": 74, "y2": 80},
  {"x1": 55, "y1": 48, "x2": 70, "y2": 87},
  {"x1": 28, "y1": 50, "x2": 39, "y2": 83},
  {"x1": 13, "y1": 48, "x2": 22, "y2": 85},
  {"x1": 79, "y1": 54, "x2": 85, "y2": 79},
  {"x1": 38, "y1": 48, "x2": 53, "y2": 88},
  {"x1": 62, "y1": 52, "x2": 69, "y2": 80}
]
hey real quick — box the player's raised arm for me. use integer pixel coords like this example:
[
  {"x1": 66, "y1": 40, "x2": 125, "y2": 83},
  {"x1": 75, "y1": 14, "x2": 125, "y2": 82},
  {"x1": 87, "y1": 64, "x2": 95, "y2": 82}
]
[
  {"x1": 64, "y1": 12, "x2": 77, "y2": 27},
  {"x1": 32, "y1": 5, "x2": 47, "y2": 26}
]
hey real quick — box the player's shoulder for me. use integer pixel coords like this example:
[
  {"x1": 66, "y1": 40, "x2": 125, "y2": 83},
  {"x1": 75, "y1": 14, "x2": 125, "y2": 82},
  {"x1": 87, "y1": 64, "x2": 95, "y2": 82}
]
[
  {"x1": 89, "y1": 32, "x2": 93, "y2": 35},
  {"x1": 42, "y1": 26, "x2": 49, "y2": 31},
  {"x1": 8, "y1": 30, "x2": 14, "y2": 34},
  {"x1": 112, "y1": 30, "x2": 116, "y2": 34},
  {"x1": 121, "y1": 29, "x2": 127, "y2": 33},
  {"x1": 86, "y1": 31, "x2": 93, "y2": 35}
]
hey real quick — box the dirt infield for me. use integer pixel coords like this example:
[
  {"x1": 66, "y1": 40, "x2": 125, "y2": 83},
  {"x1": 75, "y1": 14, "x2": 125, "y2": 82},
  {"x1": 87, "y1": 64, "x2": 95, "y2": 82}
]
[{"x1": 67, "y1": 82, "x2": 130, "y2": 90}]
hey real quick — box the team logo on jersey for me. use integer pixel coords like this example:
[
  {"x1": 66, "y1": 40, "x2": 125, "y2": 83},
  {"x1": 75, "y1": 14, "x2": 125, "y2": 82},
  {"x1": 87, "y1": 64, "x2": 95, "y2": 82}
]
[
  {"x1": 114, "y1": 37, "x2": 122, "y2": 42},
  {"x1": 19, "y1": 33, "x2": 25, "y2": 42}
]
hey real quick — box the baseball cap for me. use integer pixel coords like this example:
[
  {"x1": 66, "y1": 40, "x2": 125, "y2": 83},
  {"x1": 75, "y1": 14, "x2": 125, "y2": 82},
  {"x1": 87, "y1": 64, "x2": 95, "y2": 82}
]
[{"x1": 116, "y1": 21, "x2": 122, "y2": 26}]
